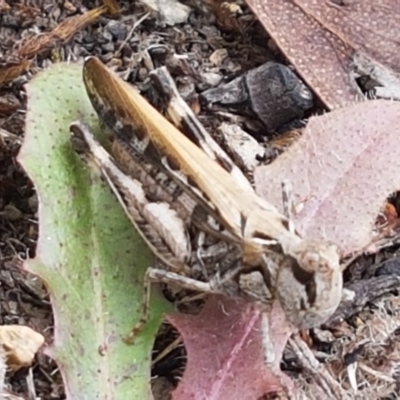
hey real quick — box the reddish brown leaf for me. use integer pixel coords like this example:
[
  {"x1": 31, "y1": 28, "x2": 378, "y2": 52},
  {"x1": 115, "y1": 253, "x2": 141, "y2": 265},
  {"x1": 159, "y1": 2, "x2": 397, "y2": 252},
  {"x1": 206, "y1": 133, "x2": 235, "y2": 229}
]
[
  {"x1": 0, "y1": 59, "x2": 31, "y2": 87},
  {"x1": 245, "y1": 0, "x2": 400, "y2": 110},
  {"x1": 294, "y1": 0, "x2": 400, "y2": 74},
  {"x1": 19, "y1": 7, "x2": 106, "y2": 58},
  {"x1": 101, "y1": 0, "x2": 120, "y2": 15},
  {"x1": 254, "y1": 99, "x2": 400, "y2": 256},
  {"x1": 245, "y1": 0, "x2": 361, "y2": 109},
  {"x1": 167, "y1": 296, "x2": 293, "y2": 400},
  {"x1": 0, "y1": 94, "x2": 20, "y2": 117}
]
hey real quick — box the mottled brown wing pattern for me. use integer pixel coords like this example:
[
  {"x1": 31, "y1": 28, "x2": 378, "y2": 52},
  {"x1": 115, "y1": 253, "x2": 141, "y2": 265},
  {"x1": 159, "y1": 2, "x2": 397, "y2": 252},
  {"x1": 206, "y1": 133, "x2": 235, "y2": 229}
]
[
  {"x1": 80, "y1": 57, "x2": 344, "y2": 330},
  {"x1": 82, "y1": 57, "x2": 292, "y2": 257},
  {"x1": 83, "y1": 58, "x2": 238, "y2": 243},
  {"x1": 70, "y1": 121, "x2": 192, "y2": 275},
  {"x1": 148, "y1": 67, "x2": 253, "y2": 192}
]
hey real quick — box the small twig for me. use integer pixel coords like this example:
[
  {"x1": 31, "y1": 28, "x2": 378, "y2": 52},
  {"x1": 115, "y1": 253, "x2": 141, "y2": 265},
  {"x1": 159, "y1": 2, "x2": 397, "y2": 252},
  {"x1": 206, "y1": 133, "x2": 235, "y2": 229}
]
[
  {"x1": 288, "y1": 334, "x2": 352, "y2": 399},
  {"x1": 115, "y1": 13, "x2": 150, "y2": 57},
  {"x1": 151, "y1": 336, "x2": 183, "y2": 367}
]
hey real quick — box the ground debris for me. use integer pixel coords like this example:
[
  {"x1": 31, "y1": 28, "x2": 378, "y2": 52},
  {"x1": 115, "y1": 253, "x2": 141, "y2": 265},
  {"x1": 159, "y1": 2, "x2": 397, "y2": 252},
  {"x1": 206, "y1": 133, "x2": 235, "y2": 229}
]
[{"x1": 0, "y1": 1, "x2": 399, "y2": 399}]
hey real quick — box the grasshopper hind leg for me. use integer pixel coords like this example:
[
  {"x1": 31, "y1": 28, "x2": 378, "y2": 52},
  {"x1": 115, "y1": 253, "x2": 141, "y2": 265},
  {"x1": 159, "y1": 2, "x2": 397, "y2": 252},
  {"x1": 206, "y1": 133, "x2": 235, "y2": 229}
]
[
  {"x1": 125, "y1": 259, "x2": 260, "y2": 343},
  {"x1": 125, "y1": 266, "x2": 220, "y2": 344}
]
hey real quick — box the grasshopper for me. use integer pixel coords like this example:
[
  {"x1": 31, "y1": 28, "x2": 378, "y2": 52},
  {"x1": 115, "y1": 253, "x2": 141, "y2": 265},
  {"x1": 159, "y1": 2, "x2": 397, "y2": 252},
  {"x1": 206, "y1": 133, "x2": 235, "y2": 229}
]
[{"x1": 71, "y1": 57, "x2": 343, "y2": 337}]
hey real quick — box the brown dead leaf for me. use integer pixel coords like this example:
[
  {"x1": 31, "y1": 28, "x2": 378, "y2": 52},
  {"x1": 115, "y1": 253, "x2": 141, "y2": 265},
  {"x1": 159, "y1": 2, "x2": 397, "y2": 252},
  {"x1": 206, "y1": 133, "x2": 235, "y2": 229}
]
[
  {"x1": 19, "y1": 6, "x2": 107, "y2": 58},
  {"x1": 245, "y1": 0, "x2": 360, "y2": 109},
  {"x1": 245, "y1": 0, "x2": 400, "y2": 110},
  {"x1": 0, "y1": 0, "x2": 10, "y2": 12},
  {"x1": 167, "y1": 296, "x2": 294, "y2": 399},
  {"x1": 0, "y1": 94, "x2": 20, "y2": 116},
  {"x1": 0, "y1": 5, "x2": 110, "y2": 86},
  {"x1": 0, "y1": 325, "x2": 44, "y2": 371},
  {"x1": 254, "y1": 99, "x2": 400, "y2": 256},
  {"x1": 0, "y1": 59, "x2": 31, "y2": 87},
  {"x1": 205, "y1": 0, "x2": 244, "y2": 33},
  {"x1": 294, "y1": 0, "x2": 400, "y2": 75},
  {"x1": 102, "y1": 0, "x2": 120, "y2": 15},
  {"x1": 382, "y1": 203, "x2": 398, "y2": 228},
  {"x1": 0, "y1": 102, "x2": 19, "y2": 116}
]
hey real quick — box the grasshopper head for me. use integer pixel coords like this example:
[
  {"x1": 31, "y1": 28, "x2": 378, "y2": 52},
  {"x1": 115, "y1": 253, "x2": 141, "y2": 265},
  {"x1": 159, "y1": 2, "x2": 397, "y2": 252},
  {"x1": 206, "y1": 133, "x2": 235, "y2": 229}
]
[{"x1": 275, "y1": 241, "x2": 342, "y2": 329}]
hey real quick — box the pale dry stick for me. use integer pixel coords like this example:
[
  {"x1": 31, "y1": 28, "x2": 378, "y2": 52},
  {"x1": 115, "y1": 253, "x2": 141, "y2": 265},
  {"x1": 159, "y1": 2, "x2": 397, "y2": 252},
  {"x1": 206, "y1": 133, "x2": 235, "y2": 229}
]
[
  {"x1": 26, "y1": 368, "x2": 37, "y2": 399},
  {"x1": 114, "y1": 12, "x2": 151, "y2": 58},
  {"x1": 351, "y1": 52, "x2": 400, "y2": 101},
  {"x1": 281, "y1": 179, "x2": 298, "y2": 234},
  {"x1": 151, "y1": 336, "x2": 183, "y2": 367},
  {"x1": 0, "y1": 128, "x2": 21, "y2": 144},
  {"x1": 288, "y1": 334, "x2": 352, "y2": 399},
  {"x1": 259, "y1": 310, "x2": 296, "y2": 399}
]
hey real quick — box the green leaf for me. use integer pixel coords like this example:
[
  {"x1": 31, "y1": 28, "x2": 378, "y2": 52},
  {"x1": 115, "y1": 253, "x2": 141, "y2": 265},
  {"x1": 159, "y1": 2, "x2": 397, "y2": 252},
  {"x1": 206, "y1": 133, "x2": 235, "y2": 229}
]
[{"x1": 18, "y1": 62, "x2": 171, "y2": 399}]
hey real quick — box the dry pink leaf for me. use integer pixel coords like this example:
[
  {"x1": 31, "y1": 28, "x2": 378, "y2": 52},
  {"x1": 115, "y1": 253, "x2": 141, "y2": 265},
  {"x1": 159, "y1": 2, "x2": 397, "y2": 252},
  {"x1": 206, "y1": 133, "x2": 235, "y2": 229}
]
[
  {"x1": 254, "y1": 99, "x2": 400, "y2": 256},
  {"x1": 167, "y1": 296, "x2": 293, "y2": 399},
  {"x1": 245, "y1": 0, "x2": 400, "y2": 110},
  {"x1": 245, "y1": 0, "x2": 361, "y2": 109},
  {"x1": 294, "y1": 0, "x2": 400, "y2": 74}
]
